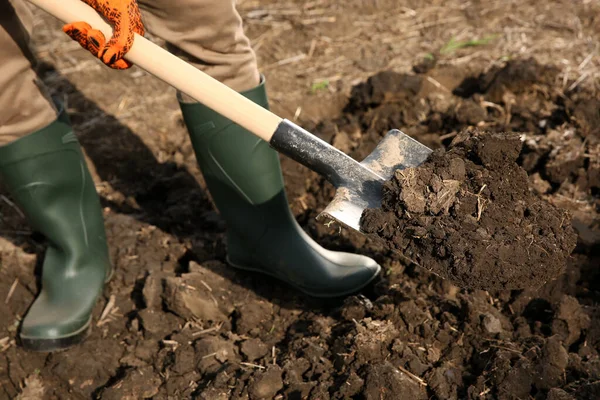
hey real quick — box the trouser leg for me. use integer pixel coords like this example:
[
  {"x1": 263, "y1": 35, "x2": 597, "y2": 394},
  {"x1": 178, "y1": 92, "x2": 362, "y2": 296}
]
[
  {"x1": 0, "y1": 0, "x2": 58, "y2": 146},
  {"x1": 138, "y1": 0, "x2": 260, "y2": 94}
]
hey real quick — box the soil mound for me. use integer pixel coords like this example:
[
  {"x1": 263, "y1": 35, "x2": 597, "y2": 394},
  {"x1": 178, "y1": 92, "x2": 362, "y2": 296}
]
[{"x1": 361, "y1": 129, "x2": 577, "y2": 291}]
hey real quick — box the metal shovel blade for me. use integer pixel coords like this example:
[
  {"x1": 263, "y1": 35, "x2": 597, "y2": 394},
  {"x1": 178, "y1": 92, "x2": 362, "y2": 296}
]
[{"x1": 317, "y1": 130, "x2": 433, "y2": 232}]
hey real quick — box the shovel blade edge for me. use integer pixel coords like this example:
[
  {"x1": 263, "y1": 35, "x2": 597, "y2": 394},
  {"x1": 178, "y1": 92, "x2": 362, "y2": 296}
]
[{"x1": 317, "y1": 130, "x2": 432, "y2": 232}]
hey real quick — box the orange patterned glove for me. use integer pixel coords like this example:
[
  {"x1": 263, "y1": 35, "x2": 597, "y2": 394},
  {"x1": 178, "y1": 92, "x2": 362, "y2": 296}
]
[{"x1": 62, "y1": 0, "x2": 144, "y2": 69}]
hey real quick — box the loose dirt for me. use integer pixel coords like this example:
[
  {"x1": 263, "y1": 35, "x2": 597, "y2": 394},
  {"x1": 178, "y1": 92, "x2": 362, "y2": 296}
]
[
  {"x1": 361, "y1": 129, "x2": 578, "y2": 291},
  {"x1": 1, "y1": 2, "x2": 600, "y2": 399}
]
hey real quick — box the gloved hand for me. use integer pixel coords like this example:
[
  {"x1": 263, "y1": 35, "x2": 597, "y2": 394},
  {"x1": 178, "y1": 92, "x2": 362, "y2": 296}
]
[{"x1": 62, "y1": 0, "x2": 144, "y2": 69}]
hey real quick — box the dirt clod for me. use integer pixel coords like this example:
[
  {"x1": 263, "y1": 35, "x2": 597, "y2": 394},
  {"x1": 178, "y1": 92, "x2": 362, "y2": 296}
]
[
  {"x1": 363, "y1": 363, "x2": 428, "y2": 400},
  {"x1": 101, "y1": 366, "x2": 162, "y2": 400},
  {"x1": 547, "y1": 388, "x2": 576, "y2": 400},
  {"x1": 248, "y1": 366, "x2": 284, "y2": 400},
  {"x1": 552, "y1": 295, "x2": 591, "y2": 346},
  {"x1": 241, "y1": 338, "x2": 270, "y2": 362},
  {"x1": 195, "y1": 336, "x2": 238, "y2": 374}
]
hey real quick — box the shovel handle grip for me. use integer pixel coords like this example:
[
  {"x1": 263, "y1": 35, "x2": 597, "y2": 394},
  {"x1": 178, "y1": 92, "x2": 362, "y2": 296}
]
[{"x1": 26, "y1": 0, "x2": 283, "y2": 142}]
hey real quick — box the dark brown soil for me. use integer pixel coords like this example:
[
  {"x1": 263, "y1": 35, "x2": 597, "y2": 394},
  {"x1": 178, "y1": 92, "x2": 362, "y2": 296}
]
[
  {"x1": 1, "y1": 37, "x2": 599, "y2": 400},
  {"x1": 361, "y1": 129, "x2": 578, "y2": 291}
]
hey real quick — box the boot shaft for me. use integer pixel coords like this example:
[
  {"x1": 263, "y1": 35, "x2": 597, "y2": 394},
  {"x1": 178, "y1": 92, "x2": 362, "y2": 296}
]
[{"x1": 0, "y1": 109, "x2": 109, "y2": 286}]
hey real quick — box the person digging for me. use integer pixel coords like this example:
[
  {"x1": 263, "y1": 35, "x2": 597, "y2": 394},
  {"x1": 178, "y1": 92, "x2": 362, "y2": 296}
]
[{"x1": 0, "y1": 0, "x2": 381, "y2": 352}]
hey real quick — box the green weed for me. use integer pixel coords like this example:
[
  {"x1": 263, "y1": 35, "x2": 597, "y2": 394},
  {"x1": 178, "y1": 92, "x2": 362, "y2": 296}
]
[
  {"x1": 440, "y1": 35, "x2": 498, "y2": 55},
  {"x1": 310, "y1": 79, "x2": 330, "y2": 93}
]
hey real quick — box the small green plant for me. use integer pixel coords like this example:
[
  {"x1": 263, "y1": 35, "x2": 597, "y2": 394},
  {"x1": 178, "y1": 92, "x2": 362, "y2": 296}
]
[
  {"x1": 424, "y1": 52, "x2": 435, "y2": 60},
  {"x1": 310, "y1": 79, "x2": 330, "y2": 93},
  {"x1": 440, "y1": 34, "x2": 498, "y2": 55}
]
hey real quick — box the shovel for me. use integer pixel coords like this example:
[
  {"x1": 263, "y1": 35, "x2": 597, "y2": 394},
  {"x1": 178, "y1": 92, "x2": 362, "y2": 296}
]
[{"x1": 27, "y1": 0, "x2": 433, "y2": 233}]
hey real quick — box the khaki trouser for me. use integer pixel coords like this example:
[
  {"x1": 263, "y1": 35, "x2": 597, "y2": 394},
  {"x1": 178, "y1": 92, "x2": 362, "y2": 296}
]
[{"x1": 0, "y1": 0, "x2": 259, "y2": 146}]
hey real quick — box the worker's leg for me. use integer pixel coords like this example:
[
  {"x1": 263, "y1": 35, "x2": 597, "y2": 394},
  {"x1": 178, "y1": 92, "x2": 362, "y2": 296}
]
[
  {"x1": 138, "y1": 0, "x2": 259, "y2": 93},
  {"x1": 0, "y1": 0, "x2": 111, "y2": 351},
  {"x1": 0, "y1": 0, "x2": 58, "y2": 146},
  {"x1": 138, "y1": 0, "x2": 381, "y2": 297}
]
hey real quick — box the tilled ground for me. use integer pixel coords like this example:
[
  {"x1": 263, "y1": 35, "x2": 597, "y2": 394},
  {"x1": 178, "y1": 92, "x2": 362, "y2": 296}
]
[
  {"x1": 1, "y1": 55, "x2": 599, "y2": 400},
  {"x1": 1, "y1": 3, "x2": 600, "y2": 399}
]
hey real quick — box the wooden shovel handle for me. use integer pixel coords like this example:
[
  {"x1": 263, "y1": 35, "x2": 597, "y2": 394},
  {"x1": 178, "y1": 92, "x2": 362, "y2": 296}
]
[{"x1": 27, "y1": 0, "x2": 283, "y2": 142}]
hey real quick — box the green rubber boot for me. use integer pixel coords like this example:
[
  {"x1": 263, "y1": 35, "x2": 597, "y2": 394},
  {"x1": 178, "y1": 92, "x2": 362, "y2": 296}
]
[
  {"x1": 179, "y1": 78, "x2": 381, "y2": 298},
  {"x1": 0, "y1": 109, "x2": 111, "y2": 352}
]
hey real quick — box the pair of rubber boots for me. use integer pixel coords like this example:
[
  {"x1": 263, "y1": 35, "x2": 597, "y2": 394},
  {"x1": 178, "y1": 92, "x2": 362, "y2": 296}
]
[{"x1": 0, "y1": 79, "x2": 380, "y2": 352}]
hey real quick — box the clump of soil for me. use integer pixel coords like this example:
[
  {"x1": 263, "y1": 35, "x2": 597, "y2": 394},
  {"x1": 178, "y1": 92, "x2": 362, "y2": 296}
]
[{"x1": 361, "y1": 129, "x2": 577, "y2": 292}]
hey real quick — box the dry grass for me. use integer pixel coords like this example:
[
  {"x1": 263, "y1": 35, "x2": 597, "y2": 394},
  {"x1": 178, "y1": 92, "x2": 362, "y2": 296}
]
[
  {"x1": 27, "y1": 0, "x2": 600, "y2": 125},
  {"x1": 235, "y1": 0, "x2": 600, "y2": 121}
]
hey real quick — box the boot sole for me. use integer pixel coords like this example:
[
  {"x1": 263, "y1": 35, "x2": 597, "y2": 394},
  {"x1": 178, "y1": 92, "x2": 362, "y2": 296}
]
[
  {"x1": 226, "y1": 256, "x2": 382, "y2": 298},
  {"x1": 19, "y1": 317, "x2": 91, "y2": 353}
]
